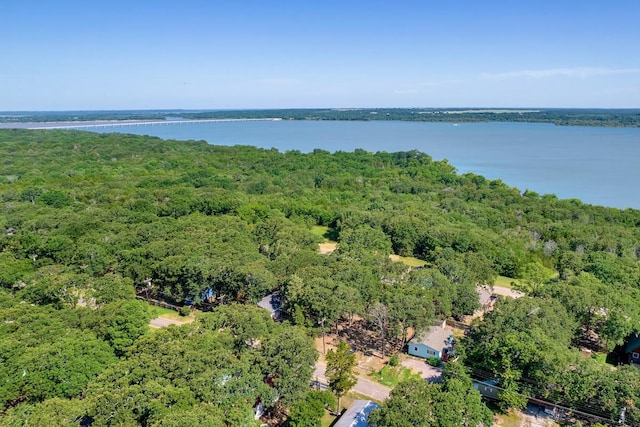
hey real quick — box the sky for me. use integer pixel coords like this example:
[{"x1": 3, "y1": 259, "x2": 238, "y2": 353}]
[{"x1": 2, "y1": 0, "x2": 639, "y2": 110}]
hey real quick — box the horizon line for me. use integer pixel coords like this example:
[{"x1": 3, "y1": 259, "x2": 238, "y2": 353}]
[{"x1": 2, "y1": 106, "x2": 640, "y2": 113}]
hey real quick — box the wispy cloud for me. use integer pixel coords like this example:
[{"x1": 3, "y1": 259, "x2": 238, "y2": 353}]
[{"x1": 480, "y1": 67, "x2": 640, "y2": 80}]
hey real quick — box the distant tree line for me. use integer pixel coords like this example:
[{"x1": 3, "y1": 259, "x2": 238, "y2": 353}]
[{"x1": 2, "y1": 108, "x2": 640, "y2": 127}]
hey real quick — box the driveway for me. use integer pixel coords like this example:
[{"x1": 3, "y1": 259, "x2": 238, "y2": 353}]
[
  {"x1": 400, "y1": 357, "x2": 443, "y2": 382},
  {"x1": 313, "y1": 361, "x2": 391, "y2": 401},
  {"x1": 492, "y1": 285, "x2": 525, "y2": 299}
]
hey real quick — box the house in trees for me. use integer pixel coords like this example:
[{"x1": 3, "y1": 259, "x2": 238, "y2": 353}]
[
  {"x1": 625, "y1": 333, "x2": 640, "y2": 365},
  {"x1": 334, "y1": 400, "x2": 380, "y2": 427},
  {"x1": 257, "y1": 291, "x2": 282, "y2": 319},
  {"x1": 476, "y1": 285, "x2": 497, "y2": 313},
  {"x1": 407, "y1": 322, "x2": 453, "y2": 361}
]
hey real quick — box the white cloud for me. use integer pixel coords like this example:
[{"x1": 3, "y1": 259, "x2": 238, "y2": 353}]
[{"x1": 479, "y1": 67, "x2": 640, "y2": 80}]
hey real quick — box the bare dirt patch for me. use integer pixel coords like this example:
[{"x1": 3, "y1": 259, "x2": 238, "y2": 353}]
[
  {"x1": 149, "y1": 314, "x2": 194, "y2": 329},
  {"x1": 493, "y1": 285, "x2": 525, "y2": 299},
  {"x1": 315, "y1": 318, "x2": 396, "y2": 376},
  {"x1": 318, "y1": 242, "x2": 337, "y2": 254},
  {"x1": 495, "y1": 406, "x2": 560, "y2": 427}
]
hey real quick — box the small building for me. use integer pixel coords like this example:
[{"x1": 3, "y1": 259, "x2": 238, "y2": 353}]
[
  {"x1": 476, "y1": 285, "x2": 497, "y2": 312},
  {"x1": 625, "y1": 333, "x2": 640, "y2": 365},
  {"x1": 257, "y1": 291, "x2": 282, "y2": 319},
  {"x1": 408, "y1": 323, "x2": 453, "y2": 360},
  {"x1": 474, "y1": 379, "x2": 501, "y2": 400},
  {"x1": 334, "y1": 400, "x2": 380, "y2": 427}
]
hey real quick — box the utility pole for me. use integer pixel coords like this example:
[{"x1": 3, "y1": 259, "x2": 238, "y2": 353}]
[{"x1": 321, "y1": 317, "x2": 326, "y2": 354}]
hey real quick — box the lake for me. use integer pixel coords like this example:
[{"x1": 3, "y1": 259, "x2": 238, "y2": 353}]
[{"x1": 83, "y1": 120, "x2": 640, "y2": 210}]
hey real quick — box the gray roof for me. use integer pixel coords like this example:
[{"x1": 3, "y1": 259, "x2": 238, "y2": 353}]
[
  {"x1": 257, "y1": 292, "x2": 281, "y2": 317},
  {"x1": 410, "y1": 325, "x2": 453, "y2": 353},
  {"x1": 334, "y1": 400, "x2": 380, "y2": 427},
  {"x1": 476, "y1": 285, "x2": 493, "y2": 306}
]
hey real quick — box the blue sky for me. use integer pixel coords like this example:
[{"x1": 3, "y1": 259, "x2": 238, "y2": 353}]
[{"x1": 2, "y1": 1, "x2": 639, "y2": 110}]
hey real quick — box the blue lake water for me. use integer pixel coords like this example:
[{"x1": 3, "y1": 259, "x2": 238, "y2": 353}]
[{"x1": 86, "y1": 120, "x2": 640, "y2": 209}]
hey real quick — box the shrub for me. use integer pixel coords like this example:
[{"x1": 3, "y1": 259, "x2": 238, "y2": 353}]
[
  {"x1": 389, "y1": 354, "x2": 399, "y2": 367},
  {"x1": 426, "y1": 356, "x2": 440, "y2": 367}
]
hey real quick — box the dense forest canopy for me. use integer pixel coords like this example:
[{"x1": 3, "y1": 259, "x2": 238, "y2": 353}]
[
  {"x1": 0, "y1": 129, "x2": 639, "y2": 425},
  {"x1": 2, "y1": 108, "x2": 640, "y2": 127}
]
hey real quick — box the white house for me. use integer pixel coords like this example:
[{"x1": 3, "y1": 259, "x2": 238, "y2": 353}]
[{"x1": 407, "y1": 323, "x2": 453, "y2": 361}]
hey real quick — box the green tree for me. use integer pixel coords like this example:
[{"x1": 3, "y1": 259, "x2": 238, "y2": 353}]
[
  {"x1": 260, "y1": 325, "x2": 317, "y2": 406},
  {"x1": 325, "y1": 340, "x2": 357, "y2": 413},
  {"x1": 152, "y1": 403, "x2": 225, "y2": 427},
  {"x1": 287, "y1": 390, "x2": 333, "y2": 427},
  {"x1": 89, "y1": 299, "x2": 151, "y2": 356},
  {"x1": 369, "y1": 370, "x2": 492, "y2": 427},
  {"x1": 463, "y1": 297, "x2": 576, "y2": 410},
  {"x1": 0, "y1": 398, "x2": 87, "y2": 427}
]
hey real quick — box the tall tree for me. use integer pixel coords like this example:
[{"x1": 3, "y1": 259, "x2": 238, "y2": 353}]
[
  {"x1": 325, "y1": 341, "x2": 357, "y2": 413},
  {"x1": 369, "y1": 302, "x2": 390, "y2": 358}
]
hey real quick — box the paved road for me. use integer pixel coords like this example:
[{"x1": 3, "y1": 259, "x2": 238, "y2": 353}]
[{"x1": 313, "y1": 362, "x2": 390, "y2": 401}]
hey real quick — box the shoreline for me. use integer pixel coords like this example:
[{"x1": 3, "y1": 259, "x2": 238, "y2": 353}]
[{"x1": 0, "y1": 118, "x2": 282, "y2": 130}]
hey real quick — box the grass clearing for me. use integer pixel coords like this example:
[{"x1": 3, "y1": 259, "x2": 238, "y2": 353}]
[
  {"x1": 389, "y1": 254, "x2": 428, "y2": 267},
  {"x1": 141, "y1": 301, "x2": 195, "y2": 327},
  {"x1": 592, "y1": 352, "x2": 607, "y2": 364},
  {"x1": 494, "y1": 275, "x2": 518, "y2": 289},
  {"x1": 311, "y1": 225, "x2": 338, "y2": 242},
  {"x1": 369, "y1": 365, "x2": 420, "y2": 388},
  {"x1": 149, "y1": 305, "x2": 181, "y2": 317},
  {"x1": 138, "y1": 300, "x2": 181, "y2": 317},
  {"x1": 320, "y1": 411, "x2": 337, "y2": 427},
  {"x1": 591, "y1": 352, "x2": 618, "y2": 367}
]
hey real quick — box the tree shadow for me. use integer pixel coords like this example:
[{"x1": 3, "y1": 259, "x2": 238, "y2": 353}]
[
  {"x1": 323, "y1": 227, "x2": 339, "y2": 242},
  {"x1": 335, "y1": 318, "x2": 399, "y2": 358}
]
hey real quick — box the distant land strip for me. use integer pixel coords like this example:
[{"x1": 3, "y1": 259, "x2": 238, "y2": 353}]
[
  {"x1": 0, "y1": 108, "x2": 639, "y2": 127},
  {"x1": 0, "y1": 118, "x2": 282, "y2": 130}
]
